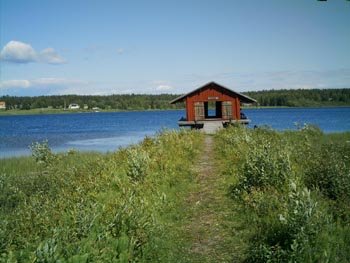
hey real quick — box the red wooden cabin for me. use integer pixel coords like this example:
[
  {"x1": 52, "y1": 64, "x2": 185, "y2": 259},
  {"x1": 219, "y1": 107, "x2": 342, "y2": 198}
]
[{"x1": 170, "y1": 81, "x2": 256, "y2": 129}]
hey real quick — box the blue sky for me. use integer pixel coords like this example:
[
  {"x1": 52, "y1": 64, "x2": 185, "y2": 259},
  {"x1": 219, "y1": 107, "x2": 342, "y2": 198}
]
[{"x1": 0, "y1": 0, "x2": 349, "y2": 96}]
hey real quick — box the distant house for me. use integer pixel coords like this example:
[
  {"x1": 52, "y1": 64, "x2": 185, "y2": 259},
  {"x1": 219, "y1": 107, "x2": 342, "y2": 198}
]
[
  {"x1": 170, "y1": 81, "x2": 256, "y2": 131},
  {"x1": 68, "y1": 103, "x2": 80, "y2": 109},
  {"x1": 0, "y1": 101, "x2": 6, "y2": 110}
]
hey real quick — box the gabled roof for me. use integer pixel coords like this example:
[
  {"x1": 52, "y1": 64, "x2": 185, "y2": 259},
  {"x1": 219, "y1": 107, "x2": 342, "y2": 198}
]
[{"x1": 169, "y1": 81, "x2": 257, "y2": 104}]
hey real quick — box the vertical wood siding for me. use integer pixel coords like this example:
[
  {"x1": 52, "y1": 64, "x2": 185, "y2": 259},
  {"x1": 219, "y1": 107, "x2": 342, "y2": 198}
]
[{"x1": 185, "y1": 83, "x2": 241, "y2": 121}]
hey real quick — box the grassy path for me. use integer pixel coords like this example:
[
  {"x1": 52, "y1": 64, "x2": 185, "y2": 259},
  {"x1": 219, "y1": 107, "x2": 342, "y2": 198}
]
[{"x1": 180, "y1": 135, "x2": 241, "y2": 262}]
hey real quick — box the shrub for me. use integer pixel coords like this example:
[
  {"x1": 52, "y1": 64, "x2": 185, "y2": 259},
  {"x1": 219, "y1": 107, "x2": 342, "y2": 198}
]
[
  {"x1": 29, "y1": 139, "x2": 57, "y2": 167},
  {"x1": 126, "y1": 147, "x2": 150, "y2": 181},
  {"x1": 216, "y1": 125, "x2": 350, "y2": 262},
  {"x1": 304, "y1": 145, "x2": 350, "y2": 201},
  {"x1": 230, "y1": 139, "x2": 291, "y2": 197},
  {"x1": 245, "y1": 182, "x2": 326, "y2": 263},
  {"x1": 0, "y1": 129, "x2": 203, "y2": 262}
]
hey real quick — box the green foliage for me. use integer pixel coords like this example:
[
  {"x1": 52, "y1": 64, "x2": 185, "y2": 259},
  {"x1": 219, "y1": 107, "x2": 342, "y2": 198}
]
[
  {"x1": 0, "y1": 94, "x2": 184, "y2": 111},
  {"x1": 245, "y1": 183, "x2": 327, "y2": 263},
  {"x1": 0, "y1": 130, "x2": 203, "y2": 262},
  {"x1": 304, "y1": 144, "x2": 350, "y2": 201},
  {"x1": 244, "y1": 88, "x2": 350, "y2": 107},
  {"x1": 29, "y1": 139, "x2": 57, "y2": 167},
  {"x1": 216, "y1": 125, "x2": 350, "y2": 262},
  {"x1": 126, "y1": 147, "x2": 150, "y2": 181},
  {"x1": 2, "y1": 124, "x2": 350, "y2": 262},
  {"x1": 1, "y1": 88, "x2": 349, "y2": 112},
  {"x1": 232, "y1": 141, "x2": 291, "y2": 195}
]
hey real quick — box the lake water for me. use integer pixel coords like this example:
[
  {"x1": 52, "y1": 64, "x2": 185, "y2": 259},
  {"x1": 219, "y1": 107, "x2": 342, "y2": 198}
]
[{"x1": 1, "y1": 107, "x2": 349, "y2": 158}]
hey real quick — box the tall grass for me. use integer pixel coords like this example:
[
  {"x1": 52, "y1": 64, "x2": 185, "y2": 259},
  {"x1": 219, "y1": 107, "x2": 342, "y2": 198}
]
[
  {"x1": 3, "y1": 125, "x2": 348, "y2": 262},
  {"x1": 0, "y1": 129, "x2": 203, "y2": 262},
  {"x1": 215, "y1": 124, "x2": 350, "y2": 262}
]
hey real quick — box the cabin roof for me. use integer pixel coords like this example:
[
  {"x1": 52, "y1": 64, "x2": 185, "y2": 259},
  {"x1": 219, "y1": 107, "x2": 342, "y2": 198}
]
[{"x1": 169, "y1": 81, "x2": 257, "y2": 104}]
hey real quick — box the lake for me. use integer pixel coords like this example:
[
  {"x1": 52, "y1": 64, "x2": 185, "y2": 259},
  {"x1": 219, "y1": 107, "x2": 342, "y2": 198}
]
[{"x1": 1, "y1": 107, "x2": 349, "y2": 158}]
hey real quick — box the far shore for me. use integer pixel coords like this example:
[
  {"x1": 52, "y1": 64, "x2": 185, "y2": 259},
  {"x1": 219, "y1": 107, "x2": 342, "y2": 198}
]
[
  {"x1": 0, "y1": 108, "x2": 184, "y2": 116},
  {"x1": 1, "y1": 105, "x2": 350, "y2": 116}
]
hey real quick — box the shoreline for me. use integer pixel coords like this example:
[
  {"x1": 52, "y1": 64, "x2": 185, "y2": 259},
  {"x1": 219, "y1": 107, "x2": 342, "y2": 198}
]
[
  {"x1": 0, "y1": 108, "x2": 183, "y2": 116},
  {"x1": 1, "y1": 105, "x2": 350, "y2": 116}
]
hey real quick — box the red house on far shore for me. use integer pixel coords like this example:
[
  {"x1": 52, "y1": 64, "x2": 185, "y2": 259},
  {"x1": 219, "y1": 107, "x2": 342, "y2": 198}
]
[
  {"x1": 0, "y1": 101, "x2": 6, "y2": 110},
  {"x1": 170, "y1": 81, "x2": 256, "y2": 130}
]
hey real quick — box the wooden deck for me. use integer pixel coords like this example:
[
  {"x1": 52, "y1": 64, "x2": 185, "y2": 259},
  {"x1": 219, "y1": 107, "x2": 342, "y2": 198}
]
[{"x1": 178, "y1": 119, "x2": 251, "y2": 127}]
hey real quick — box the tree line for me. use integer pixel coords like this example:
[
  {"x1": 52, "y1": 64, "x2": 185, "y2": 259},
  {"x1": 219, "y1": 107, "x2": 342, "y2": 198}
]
[
  {"x1": 0, "y1": 94, "x2": 184, "y2": 110},
  {"x1": 0, "y1": 88, "x2": 349, "y2": 111},
  {"x1": 243, "y1": 88, "x2": 350, "y2": 107}
]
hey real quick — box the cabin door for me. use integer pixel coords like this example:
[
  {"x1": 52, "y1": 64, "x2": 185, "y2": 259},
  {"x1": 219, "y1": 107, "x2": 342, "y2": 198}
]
[
  {"x1": 194, "y1": 102, "x2": 205, "y2": 121},
  {"x1": 222, "y1": 101, "x2": 233, "y2": 119}
]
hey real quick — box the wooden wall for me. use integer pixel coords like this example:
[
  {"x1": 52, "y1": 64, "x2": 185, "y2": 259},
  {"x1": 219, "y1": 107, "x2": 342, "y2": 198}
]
[{"x1": 185, "y1": 84, "x2": 241, "y2": 121}]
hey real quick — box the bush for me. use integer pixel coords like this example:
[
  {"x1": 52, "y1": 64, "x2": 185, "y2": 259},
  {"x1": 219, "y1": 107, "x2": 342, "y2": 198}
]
[
  {"x1": 0, "y1": 129, "x2": 203, "y2": 262},
  {"x1": 230, "y1": 138, "x2": 291, "y2": 197},
  {"x1": 215, "y1": 125, "x2": 350, "y2": 262},
  {"x1": 304, "y1": 145, "x2": 350, "y2": 201},
  {"x1": 29, "y1": 139, "x2": 57, "y2": 167},
  {"x1": 243, "y1": 182, "x2": 326, "y2": 263},
  {"x1": 126, "y1": 147, "x2": 150, "y2": 181}
]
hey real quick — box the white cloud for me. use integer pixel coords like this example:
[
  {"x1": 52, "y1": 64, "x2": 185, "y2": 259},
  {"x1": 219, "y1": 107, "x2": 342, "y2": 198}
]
[
  {"x1": 0, "y1": 78, "x2": 89, "y2": 91},
  {"x1": 182, "y1": 69, "x2": 350, "y2": 92},
  {"x1": 39, "y1": 48, "x2": 67, "y2": 64},
  {"x1": 0, "y1": 77, "x2": 139, "y2": 96},
  {"x1": 148, "y1": 80, "x2": 174, "y2": 93},
  {"x1": 0, "y1": 41, "x2": 67, "y2": 64},
  {"x1": 155, "y1": 85, "x2": 173, "y2": 91},
  {"x1": 116, "y1": 48, "x2": 124, "y2": 54},
  {"x1": 0, "y1": 79, "x2": 32, "y2": 88},
  {"x1": 0, "y1": 41, "x2": 37, "y2": 63},
  {"x1": 32, "y1": 78, "x2": 88, "y2": 87},
  {"x1": 243, "y1": 70, "x2": 350, "y2": 91}
]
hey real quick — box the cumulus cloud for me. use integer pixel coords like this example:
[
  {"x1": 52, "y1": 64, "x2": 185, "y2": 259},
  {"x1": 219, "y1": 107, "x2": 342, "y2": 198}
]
[
  {"x1": 0, "y1": 41, "x2": 37, "y2": 63},
  {"x1": 0, "y1": 41, "x2": 67, "y2": 64},
  {"x1": 148, "y1": 80, "x2": 174, "y2": 93},
  {"x1": 39, "y1": 48, "x2": 67, "y2": 64}
]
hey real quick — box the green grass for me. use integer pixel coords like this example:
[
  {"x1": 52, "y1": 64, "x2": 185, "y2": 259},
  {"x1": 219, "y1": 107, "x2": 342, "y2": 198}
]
[
  {"x1": 0, "y1": 129, "x2": 204, "y2": 262},
  {"x1": 0, "y1": 108, "x2": 74, "y2": 115},
  {"x1": 319, "y1": 131, "x2": 350, "y2": 144},
  {"x1": 0, "y1": 155, "x2": 37, "y2": 176},
  {"x1": 215, "y1": 124, "x2": 350, "y2": 262},
  {"x1": 0, "y1": 150, "x2": 104, "y2": 175},
  {"x1": 1, "y1": 126, "x2": 349, "y2": 262}
]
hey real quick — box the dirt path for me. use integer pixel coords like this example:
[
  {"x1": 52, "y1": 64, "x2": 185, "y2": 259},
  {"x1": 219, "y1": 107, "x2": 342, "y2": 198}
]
[{"x1": 184, "y1": 135, "x2": 237, "y2": 262}]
